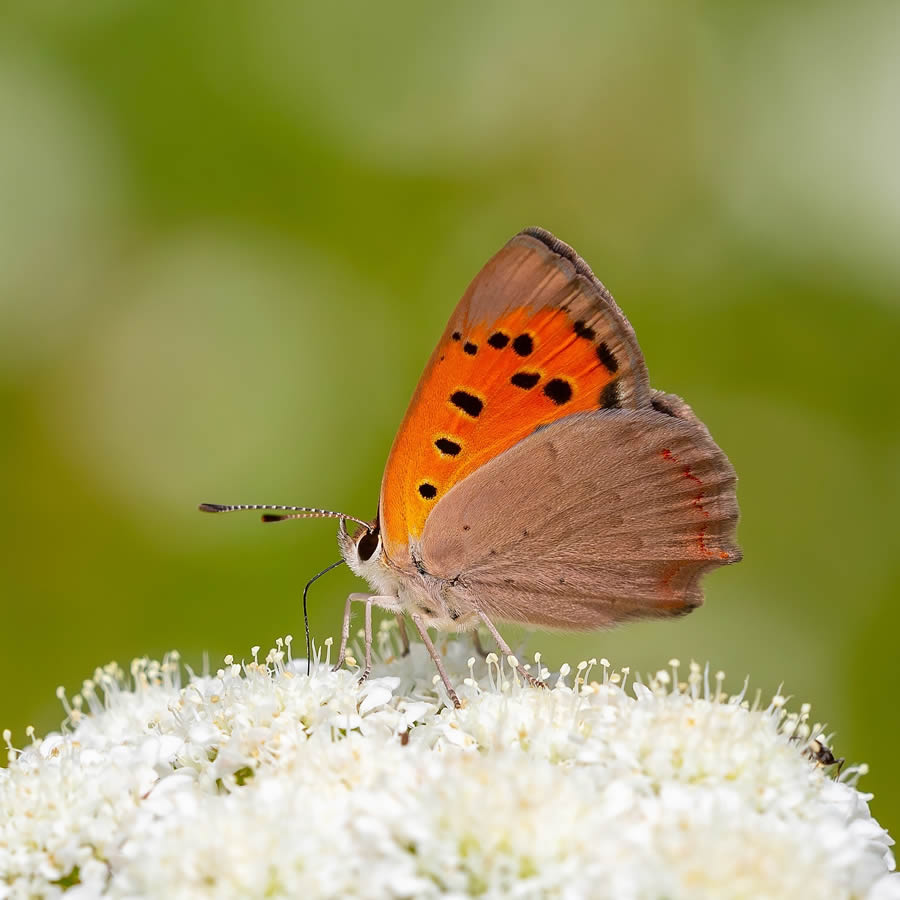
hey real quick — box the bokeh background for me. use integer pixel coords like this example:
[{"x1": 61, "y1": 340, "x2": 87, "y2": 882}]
[{"x1": 2, "y1": 1, "x2": 898, "y2": 835}]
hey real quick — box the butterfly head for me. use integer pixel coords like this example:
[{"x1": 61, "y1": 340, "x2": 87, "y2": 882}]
[{"x1": 337, "y1": 516, "x2": 384, "y2": 581}]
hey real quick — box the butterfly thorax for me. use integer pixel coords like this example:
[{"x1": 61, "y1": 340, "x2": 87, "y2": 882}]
[{"x1": 338, "y1": 519, "x2": 478, "y2": 630}]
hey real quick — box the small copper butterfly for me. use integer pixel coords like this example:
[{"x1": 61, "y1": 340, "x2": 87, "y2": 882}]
[{"x1": 202, "y1": 228, "x2": 741, "y2": 707}]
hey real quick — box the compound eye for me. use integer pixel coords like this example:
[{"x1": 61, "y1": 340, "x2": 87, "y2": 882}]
[{"x1": 356, "y1": 526, "x2": 380, "y2": 562}]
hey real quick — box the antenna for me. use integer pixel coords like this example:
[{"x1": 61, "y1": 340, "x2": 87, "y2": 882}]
[
  {"x1": 199, "y1": 503, "x2": 359, "y2": 677},
  {"x1": 198, "y1": 503, "x2": 370, "y2": 530}
]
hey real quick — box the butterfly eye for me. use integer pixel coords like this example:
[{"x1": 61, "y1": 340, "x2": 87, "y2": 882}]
[{"x1": 356, "y1": 527, "x2": 380, "y2": 562}]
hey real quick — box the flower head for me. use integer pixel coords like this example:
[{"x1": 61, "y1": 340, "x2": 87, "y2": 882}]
[{"x1": 1, "y1": 627, "x2": 897, "y2": 899}]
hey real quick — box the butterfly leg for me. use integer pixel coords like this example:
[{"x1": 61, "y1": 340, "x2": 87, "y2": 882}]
[
  {"x1": 357, "y1": 597, "x2": 375, "y2": 686},
  {"x1": 472, "y1": 629, "x2": 489, "y2": 659},
  {"x1": 333, "y1": 592, "x2": 378, "y2": 672},
  {"x1": 395, "y1": 614, "x2": 411, "y2": 657},
  {"x1": 333, "y1": 593, "x2": 357, "y2": 671},
  {"x1": 409, "y1": 614, "x2": 461, "y2": 709},
  {"x1": 334, "y1": 593, "x2": 402, "y2": 673},
  {"x1": 475, "y1": 609, "x2": 547, "y2": 690}
]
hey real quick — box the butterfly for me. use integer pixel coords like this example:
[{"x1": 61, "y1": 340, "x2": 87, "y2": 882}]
[{"x1": 202, "y1": 227, "x2": 741, "y2": 707}]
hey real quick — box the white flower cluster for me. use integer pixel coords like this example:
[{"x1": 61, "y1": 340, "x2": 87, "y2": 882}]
[{"x1": 1, "y1": 625, "x2": 898, "y2": 899}]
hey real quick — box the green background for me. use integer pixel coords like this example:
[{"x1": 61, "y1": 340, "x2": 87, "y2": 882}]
[{"x1": 2, "y1": 1, "x2": 898, "y2": 837}]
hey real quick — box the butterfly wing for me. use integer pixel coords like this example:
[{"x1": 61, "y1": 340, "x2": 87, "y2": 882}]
[
  {"x1": 417, "y1": 398, "x2": 740, "y2": 627},
  {"x1": 380, "y1": 227, "x2": 652, "y2": 568}
]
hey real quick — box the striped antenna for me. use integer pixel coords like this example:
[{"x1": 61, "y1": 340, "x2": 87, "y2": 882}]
[{"x1": 198, "y1": 503, "x2": 370, "y2": 530}]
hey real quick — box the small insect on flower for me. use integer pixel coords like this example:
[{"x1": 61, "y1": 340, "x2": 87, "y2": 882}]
[{"x1": 806, "y1": 736, "x2": 845, "y2": 777}]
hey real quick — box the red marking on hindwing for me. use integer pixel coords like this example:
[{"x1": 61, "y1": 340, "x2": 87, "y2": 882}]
[
  {"x1": 682, "y1": 466, "x2": 703, "y2": 485},
  {"x1": 661, "y1": 446, "x2": 715, "y2": 555},
  {"x1": 660, "y1": 560, "x2": 682, "y2": 591},
  {"x1": 659, "y1": 445, "x2": 703, "y2": 485},
  {"x1": 659, "y1": 560, "x2": 690, "y2": 608}
]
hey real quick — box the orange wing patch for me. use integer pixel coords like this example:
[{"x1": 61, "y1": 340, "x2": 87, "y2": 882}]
[
  {"x1": 381, "y1": 306, "x2": 625, "y2": 559},
  {"x1": 378, "y1": 229, "x2": 652, "y2": 567}
]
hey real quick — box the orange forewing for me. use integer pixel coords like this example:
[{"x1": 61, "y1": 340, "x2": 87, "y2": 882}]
[{"x1": 379, "y1": 229, "x2": 651, "y2": 566}]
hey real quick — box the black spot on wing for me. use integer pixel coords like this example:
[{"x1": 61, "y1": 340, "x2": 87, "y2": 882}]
[
  {"x1": 435, "y1": 437, "x2": 461, "y2": 456},
  {"x1": 596, "y1": 341, "x2": 619, "y2": 373},
  {"x1": 451, "y1": 331, "x2": 462, "y2": 341},
  {"x1": 574, "y1": 320, "x2": 596, "y2": 340},
  {"x1": 510, "y1": 371, "x2": 540, "y2": 390},
  {"x1": 418, "y1": 482, "x2": 438, "y2": 500},
  {"x1": 543, "y1": 378, "x2": 573, "y2": 405},
  {"x1": 513, "y1": 334, "x2": 534, "y2": 356},
  {"x1": 463, "y1": 341, "x2": 478, "y2": 355},
  {"x1": 599, "y1": 381, "x2": 621, "y2": 408},
  {"x1": 450, "y1": 390, "x2": 483, "y2": 417},
  {"x1": 488, "y1": 332, "x2": 510, "y2": 349}
]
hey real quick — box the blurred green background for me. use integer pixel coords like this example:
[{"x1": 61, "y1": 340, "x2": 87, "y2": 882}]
[{"x1": 1, "y1": 0, "x2": 897, "y2": 835}]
